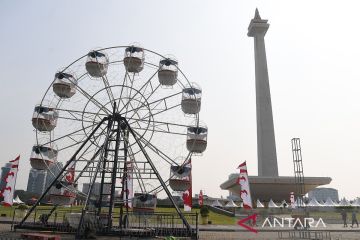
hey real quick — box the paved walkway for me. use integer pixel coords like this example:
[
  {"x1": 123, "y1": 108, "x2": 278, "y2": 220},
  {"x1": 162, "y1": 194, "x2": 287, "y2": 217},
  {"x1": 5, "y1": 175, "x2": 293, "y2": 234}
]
[
  {"x1": 1, "y1": 222, "x2": 359, "y2": 239},
  {"x1": 200, "y1": 223, "x2": 360, "y2": 232}
]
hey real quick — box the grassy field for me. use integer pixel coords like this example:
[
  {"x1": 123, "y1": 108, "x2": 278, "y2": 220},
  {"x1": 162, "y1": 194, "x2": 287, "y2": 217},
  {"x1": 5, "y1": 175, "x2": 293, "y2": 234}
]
[
  {"x1": 2, "y1": 205, "x2": 358, "y2": 225},
  {"x1": 0, "y1": 205, "x2": 236, "y2": 225}
]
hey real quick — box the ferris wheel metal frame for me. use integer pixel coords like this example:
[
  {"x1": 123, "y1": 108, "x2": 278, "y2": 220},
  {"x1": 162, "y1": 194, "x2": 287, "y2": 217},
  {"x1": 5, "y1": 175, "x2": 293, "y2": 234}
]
[{"x1": 17, "y1": 45, "x2": 207, "y2": 237}]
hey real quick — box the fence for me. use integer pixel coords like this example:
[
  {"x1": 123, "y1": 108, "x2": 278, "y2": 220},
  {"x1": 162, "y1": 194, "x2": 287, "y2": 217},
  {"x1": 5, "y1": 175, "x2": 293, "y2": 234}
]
[{"x1": 12, "y1": 207, "x2": 198, "y2": 239}]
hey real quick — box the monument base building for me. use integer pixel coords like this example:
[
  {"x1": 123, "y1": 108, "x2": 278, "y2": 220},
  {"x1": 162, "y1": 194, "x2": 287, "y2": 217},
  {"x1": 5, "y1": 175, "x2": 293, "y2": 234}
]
[{"x1": 221, "y1": 175, "x2": 331, "y2": 202}]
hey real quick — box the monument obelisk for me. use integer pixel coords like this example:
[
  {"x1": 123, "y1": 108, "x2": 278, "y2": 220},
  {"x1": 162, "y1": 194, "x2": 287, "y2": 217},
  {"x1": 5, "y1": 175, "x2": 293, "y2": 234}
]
[
  {"x1": 248, "y1": 9, "x2": 278, "y2": 177},
  {"x1": 220, "y1": 10, "x2": 332, "y2": 201}
]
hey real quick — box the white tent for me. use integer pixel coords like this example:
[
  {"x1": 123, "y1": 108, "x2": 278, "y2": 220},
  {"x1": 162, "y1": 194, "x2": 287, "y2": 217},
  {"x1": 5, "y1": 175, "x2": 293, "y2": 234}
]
[
  {"x1": 323, "y1": 197, "x2": 336, "y2": 207},
  {"x1": 13, "y1": 196, "x2": 24, "y2": 205},
  {"x1": 211, "y1": 199, "x2": 223, "y2": 207},
  {"x1": 280, "y1": 200, "x2": 288, "y2": 208},
  {"x1": 256, "y1": 199, "x2": 264, "y2": 208},
  {"x1": 268, "y1": 199, "x2": 279, "y2": 208},
  {"x1": 307, "y1": 198, "x2": 322, "y2": 207},
  {"x1": 351, "y1": 198, "x2": 360, "y2": 207},
  {"x1": 339, "y1": 198, "x2": 350, "y2": 207},
  {"x1": 225, "y1": 200, "x2": 238, "y2": 208}
]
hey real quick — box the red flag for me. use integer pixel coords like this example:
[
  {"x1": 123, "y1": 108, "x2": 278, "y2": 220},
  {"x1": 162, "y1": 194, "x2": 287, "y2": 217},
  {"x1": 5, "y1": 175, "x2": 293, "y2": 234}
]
[{"x1": 182, "y1": 159, "x2": 192, "y2": 211}]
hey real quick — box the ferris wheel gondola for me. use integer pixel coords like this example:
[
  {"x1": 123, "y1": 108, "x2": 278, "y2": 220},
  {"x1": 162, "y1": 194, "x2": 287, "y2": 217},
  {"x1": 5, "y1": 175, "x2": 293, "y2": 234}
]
[
  {"x1": 53, "y1": 72, "x2": 77, "y2": 98},
  {"x1": 186, "y1": 123, "x2": 208, "y2": 153},
  {"x1": 85, "y1": 50, "x2": 109, "y2": 77},
  {"x1": 123, "y1": 45, "x2": 145, "y2": 73},
  {"x1": 29, "y1": 144, "x2": 57, "y2": 170},
  {"x1": 32, "y1": 105, "x2": 58, "y2": 132},
  {"x1": 181, "y1": 83, "x2": 202, "y2": 114},
  {"x1": 158, "y1": 58, "x2": 178, "y2": 86}
]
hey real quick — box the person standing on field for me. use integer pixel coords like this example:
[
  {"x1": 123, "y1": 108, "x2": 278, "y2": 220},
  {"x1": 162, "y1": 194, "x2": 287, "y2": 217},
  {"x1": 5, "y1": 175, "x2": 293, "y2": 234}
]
[
  {"x1": 351, "y1": 210, "x2": 358, "y2": 228},
  {"x1": 341, "y1": 209, "x2": 348, "y2": 227}
]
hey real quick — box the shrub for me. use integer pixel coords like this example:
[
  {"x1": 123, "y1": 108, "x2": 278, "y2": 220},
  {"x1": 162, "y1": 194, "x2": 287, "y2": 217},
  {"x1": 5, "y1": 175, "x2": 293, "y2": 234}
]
[
  {"x1": 17, "y1": 204, "x2": 29, "y2": 211},
  {"x1": 200, "y1": 206, "x2": 209, "y2": 217}
]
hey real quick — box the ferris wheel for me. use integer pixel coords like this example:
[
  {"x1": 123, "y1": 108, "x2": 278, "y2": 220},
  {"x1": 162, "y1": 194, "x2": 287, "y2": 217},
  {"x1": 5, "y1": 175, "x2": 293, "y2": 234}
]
[{"x1": 22, "y1": 45, "x2": 208, "y2": 232}]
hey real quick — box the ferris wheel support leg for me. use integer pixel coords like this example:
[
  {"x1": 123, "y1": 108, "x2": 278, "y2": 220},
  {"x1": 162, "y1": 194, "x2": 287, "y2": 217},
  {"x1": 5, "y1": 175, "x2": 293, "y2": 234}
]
[
  {"x1": 123, "y1": 119, "x2": 193, "y2": 236},
  {"x1": 76, "y1": 118, "x2": 115, "y2": 238},
  {"x1": 17, "y1": 117, "x2": 108, "y2": 228},
  {"x1": 119, "y1": 129, "x2": 130, "y2": 230},
  {"x1": 107, "y1": 118, "x2": 122, "y2": 229},
  {"x1": 98, "y1": 119, "x2": 114, "y2": 222}
]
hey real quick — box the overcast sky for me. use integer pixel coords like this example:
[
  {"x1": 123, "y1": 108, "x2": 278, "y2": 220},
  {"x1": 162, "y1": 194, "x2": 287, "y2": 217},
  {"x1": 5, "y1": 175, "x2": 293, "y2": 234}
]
[{"x1": 1, "y1": 0, "x2": 360, "y2": 200}]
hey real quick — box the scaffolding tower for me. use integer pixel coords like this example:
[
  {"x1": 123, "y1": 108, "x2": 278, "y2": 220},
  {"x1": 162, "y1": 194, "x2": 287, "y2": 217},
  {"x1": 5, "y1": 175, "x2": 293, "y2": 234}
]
[{"x1": 291, "y1": 138, "x2": 306, "y2": 207}]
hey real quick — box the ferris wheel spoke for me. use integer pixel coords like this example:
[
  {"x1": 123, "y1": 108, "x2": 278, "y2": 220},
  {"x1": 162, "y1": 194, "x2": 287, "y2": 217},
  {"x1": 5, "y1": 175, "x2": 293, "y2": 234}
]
[
  {"x1": 118, "y1": 67, "x2": 160, "y2": 114},
  {"x1": 132, "y1": 129, "x2": 178, "y2": 166},
  {"x1": 123, "y1": 73, "x2": 137, "y2": 118},
  {"x1": 56, "y1": 108, "x2": 106, "y2": 123},
  {"x1": 71, "y1": 109, "x2": 102, "y2": 123},
  {"x1": 115, "y1": 69, "x2": 131, "y2": 113},
  {"x1": 55, "y1": 108, "x2": 107, "y2": 117},
  {"x1": 130, "y1": 125, "x2": 186, "y2": 136},
  {"x1": 101, "y1": 75, "x2": 115, "y2": 106},
  {"x1": 57, "y1": 127, "x2": 106, "y2": 152},
  {"x1": 144, "y1": 103, "x2": 181, "y2": 120},
  {"x1": 123, "y1": 91, "x2": 181, "y2": 120},
  {"x1": 128, "y1": 118, "x2": 191, "y2": 129},
  {"x1": 59, "y1": 124, "x2": 106, "y2": 150},
  {"x1": 57, "y1": 115, "x2": 100, "y2": 124},
  {"x1": 41, "y1": 122, "x2": 101, "y2": 146},
  {"x1": 75, "y1": 79, "x2": 112, "y2": 115},
  {"x1": 127, "y1": 61, "x2": 169, "y2": 115},
  {"x1": 93, "y1": 55, "x2": 115, "y2": 106},
  {"x1": 64, "y1": 71, "x2": 112, "y2": 115},
  {"x1": 127, "y1": 84, "x2": 161, "y2": 120}
]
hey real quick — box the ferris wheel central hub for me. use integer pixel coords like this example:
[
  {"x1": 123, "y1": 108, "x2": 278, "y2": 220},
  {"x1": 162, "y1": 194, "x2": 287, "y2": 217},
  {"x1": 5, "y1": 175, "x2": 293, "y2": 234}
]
[{"x1": 110, "y1": 112, "x2": 124, "y2": 121}]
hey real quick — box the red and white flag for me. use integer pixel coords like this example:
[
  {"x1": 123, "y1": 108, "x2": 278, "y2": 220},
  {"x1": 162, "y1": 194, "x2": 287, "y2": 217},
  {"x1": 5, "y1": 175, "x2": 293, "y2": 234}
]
[
  {"x1": 0, "y1": 155, "x2": 20, "y2": 207},
  {"x1": 63, "y1": 162, "x2": 76, "y2": 199},
  {"x1": 237, "y1": 161, "x2": 252, "y2": 209},
  {"x1": 199, "y1": 190, "x2": 203, "y2": 207},
  {"x1": 65, "y1": 163, "x2": 75, "y2": 184},
  {"x1": 182, "y1": 159, "x2": 192, "y2": 212},
  {"x1": 124, "y1": 160, "x2": 134, "y2": 208}
]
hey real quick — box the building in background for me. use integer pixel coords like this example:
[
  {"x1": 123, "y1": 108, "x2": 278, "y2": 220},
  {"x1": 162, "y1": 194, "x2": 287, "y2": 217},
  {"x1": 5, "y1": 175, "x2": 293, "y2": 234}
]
[
  {"x1": 308, "y1": 187, "x2": 339, "y2": 202},
  {"x1": 45, "y1": 162, "x2": 63, "y2": 189},
  {"x1": 27, "y1": 168, "x2": 47, "y2": 195}
]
